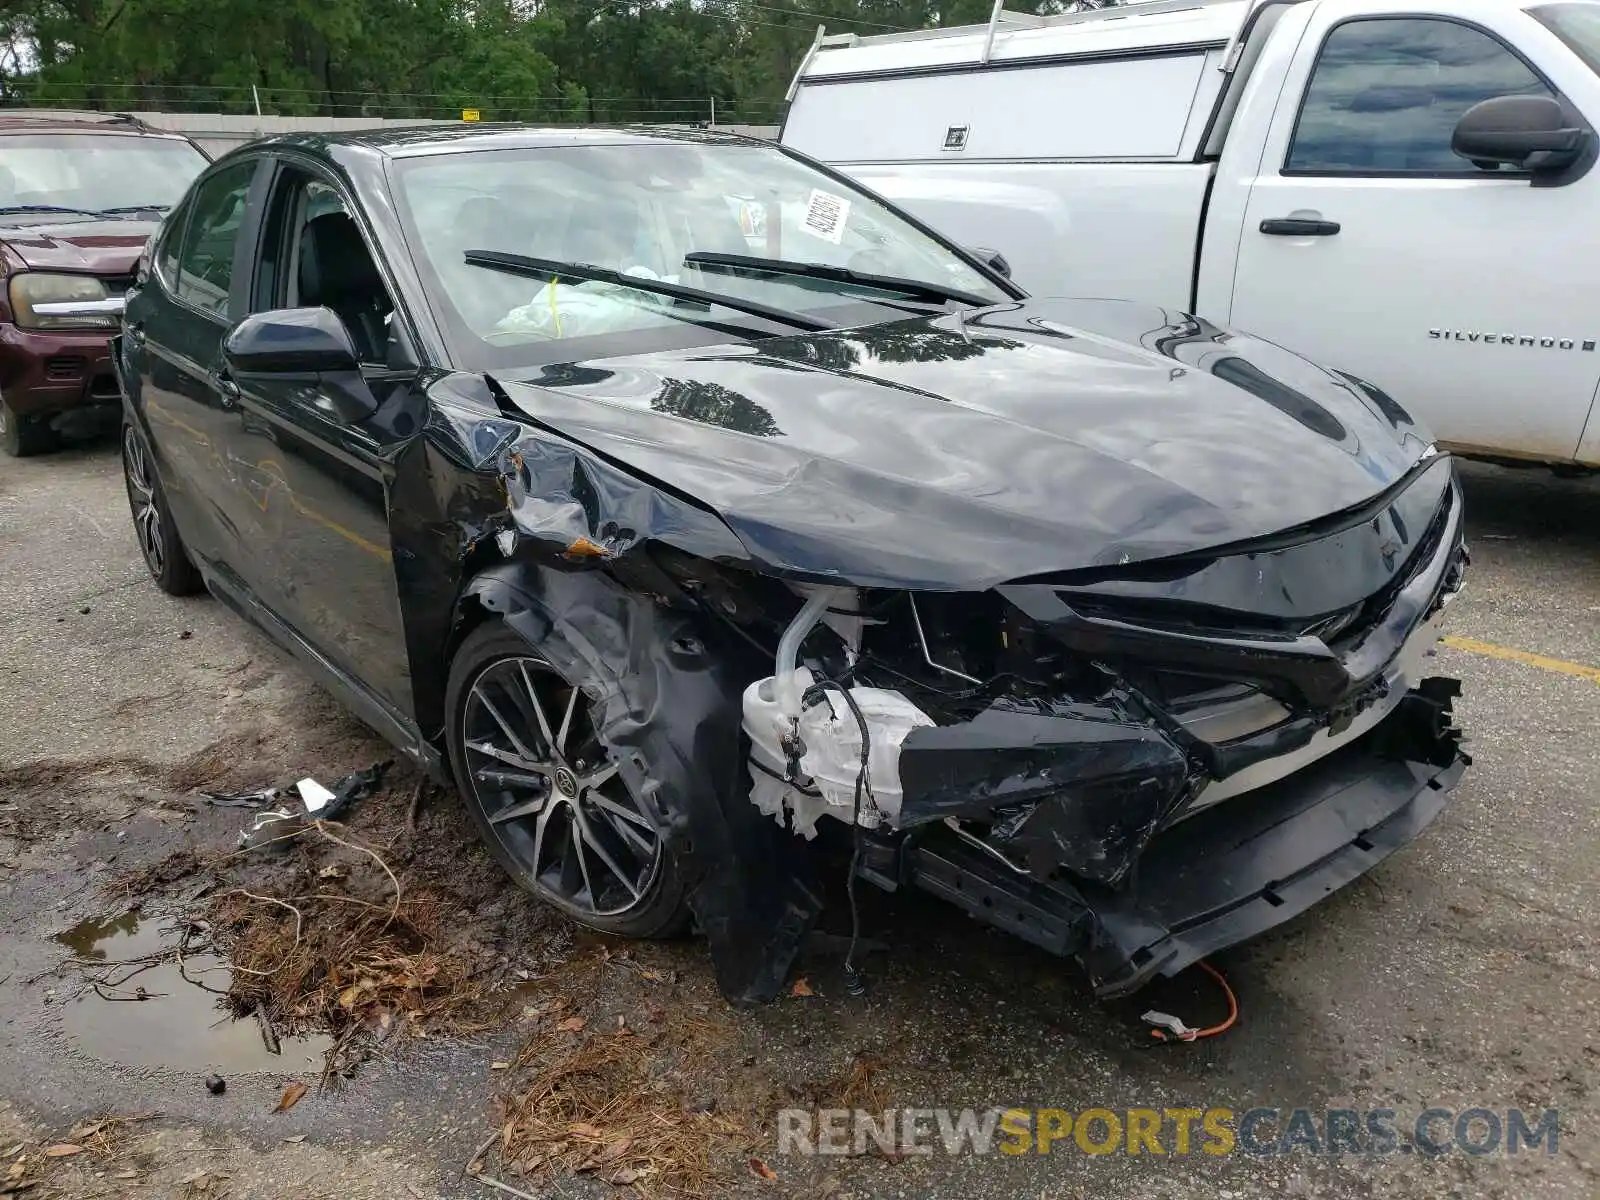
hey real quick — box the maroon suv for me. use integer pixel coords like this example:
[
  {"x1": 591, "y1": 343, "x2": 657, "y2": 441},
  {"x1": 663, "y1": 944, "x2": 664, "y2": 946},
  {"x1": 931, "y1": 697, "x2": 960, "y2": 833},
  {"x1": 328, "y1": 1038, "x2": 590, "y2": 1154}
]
[{"x1": 0, "y1": 110, "x2": 209, "y2": 456}]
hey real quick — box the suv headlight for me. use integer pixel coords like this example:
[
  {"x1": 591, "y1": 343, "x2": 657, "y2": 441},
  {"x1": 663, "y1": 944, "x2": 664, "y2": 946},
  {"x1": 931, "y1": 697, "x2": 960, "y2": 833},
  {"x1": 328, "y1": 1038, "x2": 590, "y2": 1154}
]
[{"x1": 8, "y1": 272, "x2": 119, "y2": 331}]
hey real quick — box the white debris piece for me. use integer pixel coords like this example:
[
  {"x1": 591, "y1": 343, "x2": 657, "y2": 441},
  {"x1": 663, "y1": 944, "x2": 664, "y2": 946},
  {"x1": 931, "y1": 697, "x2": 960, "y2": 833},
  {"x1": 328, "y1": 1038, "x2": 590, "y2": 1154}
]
[{"x1": 296, "y1": 777, "x2": 337, "y2": 813}]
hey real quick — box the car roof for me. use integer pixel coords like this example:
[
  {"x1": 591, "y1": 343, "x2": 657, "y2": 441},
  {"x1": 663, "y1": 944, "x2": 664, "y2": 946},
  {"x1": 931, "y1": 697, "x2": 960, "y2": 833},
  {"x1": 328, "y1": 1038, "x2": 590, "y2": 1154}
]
[
  {"x1": 0, "y1": 109, "x2": 195, "y2": 140},
  {"x1": 0, "y1": 109, "x2": 143, "y2": 129},
  {"x1": 246, "y1": 123, "x2": 766, "y2": 161}
]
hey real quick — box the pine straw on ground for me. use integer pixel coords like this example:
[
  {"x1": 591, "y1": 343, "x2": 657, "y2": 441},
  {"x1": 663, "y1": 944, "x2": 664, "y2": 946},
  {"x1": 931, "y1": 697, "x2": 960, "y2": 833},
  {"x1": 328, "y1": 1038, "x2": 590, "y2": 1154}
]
[
  {"x1": 487, "y1": 992, "x2": 900, "y2": 1194},
  {"x1": 489, "y1": 1014, "x2": 754, "y2": 1193},
  {"x1": 201, "y1": 820, "x2": 495, "y2": 1076},
  {"x1": 818, "y1": 1055, "x2": 889, "y2": 1113},
  {"x1": 2, "y1": 1114, "x2": 153, "y2": 1198},
  {"x1": 477, "y1": 948, "x2": 762, "y2": 1195}
]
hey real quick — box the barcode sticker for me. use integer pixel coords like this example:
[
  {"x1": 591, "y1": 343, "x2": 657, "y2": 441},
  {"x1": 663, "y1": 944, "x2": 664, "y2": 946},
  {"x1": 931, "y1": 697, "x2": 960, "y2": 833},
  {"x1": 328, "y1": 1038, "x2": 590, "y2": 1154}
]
[{"x1": 801, "y1": 188, "x2": 851, "y2": 245}]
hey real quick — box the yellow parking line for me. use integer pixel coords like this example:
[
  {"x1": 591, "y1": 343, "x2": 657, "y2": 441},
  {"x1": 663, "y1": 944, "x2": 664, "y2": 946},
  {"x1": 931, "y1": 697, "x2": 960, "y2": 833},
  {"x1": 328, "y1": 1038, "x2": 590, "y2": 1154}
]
[{"x1": 1441, "y1": 636, "x2": 1600, "y2": 685}]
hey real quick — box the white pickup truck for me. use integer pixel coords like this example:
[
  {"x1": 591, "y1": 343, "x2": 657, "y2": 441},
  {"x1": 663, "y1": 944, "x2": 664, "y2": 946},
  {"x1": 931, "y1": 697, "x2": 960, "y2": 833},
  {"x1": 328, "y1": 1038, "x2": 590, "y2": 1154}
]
[{"x1": 781, "y1": 0, "x2": 1600, "y2": 470}]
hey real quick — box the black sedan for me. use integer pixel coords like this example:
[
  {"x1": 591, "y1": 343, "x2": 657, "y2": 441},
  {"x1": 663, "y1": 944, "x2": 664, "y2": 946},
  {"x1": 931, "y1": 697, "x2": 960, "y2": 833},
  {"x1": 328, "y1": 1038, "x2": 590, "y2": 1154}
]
[{"x1": 114, "y1": 126, "x2": 1467, "y2": 1005}]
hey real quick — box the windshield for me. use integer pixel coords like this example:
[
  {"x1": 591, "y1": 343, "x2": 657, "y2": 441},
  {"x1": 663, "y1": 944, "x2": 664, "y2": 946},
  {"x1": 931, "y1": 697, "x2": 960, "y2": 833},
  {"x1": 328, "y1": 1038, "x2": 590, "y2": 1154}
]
[
  {"x1": 0, "y1": 133, "x2": 208, "y2": 218},
  {"x1": 389, "y1": 140, "x2": 1011, "y2": 369},
  {"x1": 1531, "y1": 3, "x2": 1600, "y2": 75}
]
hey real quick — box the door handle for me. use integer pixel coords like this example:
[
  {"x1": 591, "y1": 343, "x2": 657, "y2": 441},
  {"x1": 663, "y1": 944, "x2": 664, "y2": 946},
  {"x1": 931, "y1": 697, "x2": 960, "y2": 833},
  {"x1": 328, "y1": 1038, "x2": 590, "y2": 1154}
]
[
  {"x1": 208, "y1": 368, "x2": 241, "y2": 407},
  {"x1": 1260, "y1": 217, "x2": 1341, "y2": 237}
]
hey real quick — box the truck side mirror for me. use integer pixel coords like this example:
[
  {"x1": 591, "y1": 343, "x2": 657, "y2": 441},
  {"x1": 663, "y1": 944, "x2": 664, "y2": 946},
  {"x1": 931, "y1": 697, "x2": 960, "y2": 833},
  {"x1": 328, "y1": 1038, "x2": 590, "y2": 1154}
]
[
  {"x1": 1451, "y1": 94, "x2": 1590, "y2": 175},
  {"x1": 967, "y1": 245, "x2": 1012, "y2": 279}
]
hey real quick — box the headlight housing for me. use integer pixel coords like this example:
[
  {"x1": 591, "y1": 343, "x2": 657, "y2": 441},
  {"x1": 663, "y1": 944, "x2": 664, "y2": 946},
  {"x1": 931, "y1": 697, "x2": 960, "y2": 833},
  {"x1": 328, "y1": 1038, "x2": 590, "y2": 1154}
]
[{"x1": 8, "y1": 272, "x2": 118, "y2": 331}]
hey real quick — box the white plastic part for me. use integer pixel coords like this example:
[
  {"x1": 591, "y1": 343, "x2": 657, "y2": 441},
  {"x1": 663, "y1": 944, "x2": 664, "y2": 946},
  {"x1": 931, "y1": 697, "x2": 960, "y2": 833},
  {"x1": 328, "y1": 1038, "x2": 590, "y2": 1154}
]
[
  {"x1": 795, "y1": 681, "x2": 935, "y2": 823},
  {"x1": 742, "y1": 666, "x2": 934, "y2": 837},
  {"x1": 791, "y1": 581, "x2": 865, "y2": 661},
  {"x1": 296, "y1": 777, "x2": 336, "y2": 814},
  {"x1": 1142, "y1": 1010, "x2": 1196, "y2": 1039},
  {"x1": 773, "y1": 590, "x2": 834, "y2": 721},
  {"x1": 747, "y1": 766, "x2": 836, "y2": 840},
  {"x1": 746, "y1": 587, "x2": 932, "y2": 838}
]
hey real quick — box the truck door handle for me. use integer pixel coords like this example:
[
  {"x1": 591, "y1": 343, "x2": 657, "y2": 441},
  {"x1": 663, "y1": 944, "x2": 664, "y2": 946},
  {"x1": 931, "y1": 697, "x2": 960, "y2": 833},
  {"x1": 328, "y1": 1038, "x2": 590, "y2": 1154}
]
[{"x1": 1260, "y1": 217, "x2": 1341, "y2": 237}]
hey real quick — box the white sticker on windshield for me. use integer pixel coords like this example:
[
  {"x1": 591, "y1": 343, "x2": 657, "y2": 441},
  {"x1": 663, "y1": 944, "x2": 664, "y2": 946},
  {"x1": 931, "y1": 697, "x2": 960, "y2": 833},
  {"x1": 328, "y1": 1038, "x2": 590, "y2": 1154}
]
[{"x1": 801, "y1": 188, "x2": 851, "y2": 245}]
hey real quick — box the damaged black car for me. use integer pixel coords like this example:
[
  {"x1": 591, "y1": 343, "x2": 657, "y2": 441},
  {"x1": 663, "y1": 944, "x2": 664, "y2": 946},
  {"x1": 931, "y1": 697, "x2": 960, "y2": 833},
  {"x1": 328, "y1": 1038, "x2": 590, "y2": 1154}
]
[{"x1": 113, "y1": 127, "x2": 1467, "y2": 1006}]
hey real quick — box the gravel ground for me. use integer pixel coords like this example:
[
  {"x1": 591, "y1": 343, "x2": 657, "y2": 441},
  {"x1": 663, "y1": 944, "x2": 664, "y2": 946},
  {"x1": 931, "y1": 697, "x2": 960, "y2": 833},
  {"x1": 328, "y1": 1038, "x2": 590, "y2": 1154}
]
[{"x1": 0, "y1": 441, "x2": 1596, "y2": 1199}]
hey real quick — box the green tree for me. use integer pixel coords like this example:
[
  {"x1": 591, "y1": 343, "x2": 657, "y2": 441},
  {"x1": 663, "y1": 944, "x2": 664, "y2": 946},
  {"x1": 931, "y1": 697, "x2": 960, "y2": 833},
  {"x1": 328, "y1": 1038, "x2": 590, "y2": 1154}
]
[{"x1": 1, "y1": 0, "x2": 1112, "y2": 123}]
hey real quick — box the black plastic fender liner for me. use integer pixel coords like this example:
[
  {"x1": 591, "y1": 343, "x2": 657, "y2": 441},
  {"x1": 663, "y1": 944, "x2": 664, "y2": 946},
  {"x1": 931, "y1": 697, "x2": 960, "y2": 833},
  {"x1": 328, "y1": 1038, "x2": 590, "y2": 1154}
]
[{"x1": 462, "y1": 562, "x2": 822, "y2": 1006}]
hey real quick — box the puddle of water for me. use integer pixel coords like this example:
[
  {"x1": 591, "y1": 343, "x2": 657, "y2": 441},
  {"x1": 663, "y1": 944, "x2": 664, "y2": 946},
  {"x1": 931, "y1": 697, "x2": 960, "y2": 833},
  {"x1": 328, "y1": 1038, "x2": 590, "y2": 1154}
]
[
  {"x1": 56, "y1": 910, "x2": 146, "y2": 958},
  {"x1": 55, "y1": 912, "x2": 332, "y2": 1074}
]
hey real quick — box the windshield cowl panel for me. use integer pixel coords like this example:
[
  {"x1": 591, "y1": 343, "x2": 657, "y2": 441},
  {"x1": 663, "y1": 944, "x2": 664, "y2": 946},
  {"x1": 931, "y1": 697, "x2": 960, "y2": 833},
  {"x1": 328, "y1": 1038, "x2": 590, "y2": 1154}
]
[{"x1": 389, "y1": 140, "x2": 1011, "y2": 373}]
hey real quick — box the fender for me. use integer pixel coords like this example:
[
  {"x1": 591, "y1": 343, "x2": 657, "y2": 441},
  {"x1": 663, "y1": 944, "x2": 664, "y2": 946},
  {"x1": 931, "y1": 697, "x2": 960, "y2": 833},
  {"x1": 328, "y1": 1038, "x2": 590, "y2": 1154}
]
[{"x1": 459, "y1": 561, "x2": 823, "y2": 1006}]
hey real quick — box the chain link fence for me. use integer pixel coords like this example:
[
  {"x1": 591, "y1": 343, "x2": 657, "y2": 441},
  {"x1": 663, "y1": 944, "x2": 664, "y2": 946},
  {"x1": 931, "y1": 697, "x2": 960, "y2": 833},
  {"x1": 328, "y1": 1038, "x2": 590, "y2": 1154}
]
[{"x1": 0, "y1": 81, "x2": 787, "y2": 127}]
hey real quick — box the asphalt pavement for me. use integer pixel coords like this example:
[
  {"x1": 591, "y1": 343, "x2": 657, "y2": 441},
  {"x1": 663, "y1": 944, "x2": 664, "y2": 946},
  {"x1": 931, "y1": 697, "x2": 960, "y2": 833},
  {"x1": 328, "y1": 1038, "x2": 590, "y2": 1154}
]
[{"x1": 0, "y1": 442, "x2": 1596, "y2": 1199}]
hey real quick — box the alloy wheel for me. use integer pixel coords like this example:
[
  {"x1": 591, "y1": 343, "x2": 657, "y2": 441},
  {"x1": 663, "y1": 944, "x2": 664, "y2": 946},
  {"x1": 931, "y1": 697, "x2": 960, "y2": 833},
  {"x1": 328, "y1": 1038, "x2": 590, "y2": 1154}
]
[
  {"x1": 122, "y1": 426, "x2": 166, "y2": 576},
  {"x1": 460, "y1": 656, "x2": 662, "y2": 918}
]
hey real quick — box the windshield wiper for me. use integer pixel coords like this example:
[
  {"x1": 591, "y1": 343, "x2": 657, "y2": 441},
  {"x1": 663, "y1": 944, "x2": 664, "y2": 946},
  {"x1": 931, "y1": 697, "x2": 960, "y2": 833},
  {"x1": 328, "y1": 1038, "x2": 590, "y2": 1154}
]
[
  {"x1": 682, "y1": 251, "x2": 996, "y2": 309},
  {"x1": 462, "y1": 250, "x2": 831, "y2": 333},
  {"x1": 0, "y1": 205, "x2": 105, "y2": 219},
  {"x1": 98, "y1": 203, "x2": 171, "y2": 215}
]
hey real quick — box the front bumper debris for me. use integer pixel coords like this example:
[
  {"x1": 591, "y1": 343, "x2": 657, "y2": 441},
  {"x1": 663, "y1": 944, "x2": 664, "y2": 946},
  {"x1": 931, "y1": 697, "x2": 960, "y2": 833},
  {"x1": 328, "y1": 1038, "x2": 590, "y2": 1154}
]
[
  {"x1": 734, "y1": 456, "x2": 1467, "y2": 1000},
  {"x1": 1079, "y1": 679, "x2": 1464, "y2": 994},
  {"x1": 900, "y1": 678, "x2": 1464, "y2": 996}
]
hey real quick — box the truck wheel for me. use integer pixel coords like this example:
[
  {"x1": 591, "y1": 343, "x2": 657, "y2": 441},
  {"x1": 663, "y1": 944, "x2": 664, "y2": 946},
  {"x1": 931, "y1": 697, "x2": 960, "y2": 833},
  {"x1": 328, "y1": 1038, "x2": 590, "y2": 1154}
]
[
  {"x1": 0, "y1": 394, "x2": 59, "y2": 457},
  {"x1": 445, "y1": 620, "x2": 691, "y2": 938},
  {"x1": 121, "y1": 421, "x2": 204, "y2": 596}
]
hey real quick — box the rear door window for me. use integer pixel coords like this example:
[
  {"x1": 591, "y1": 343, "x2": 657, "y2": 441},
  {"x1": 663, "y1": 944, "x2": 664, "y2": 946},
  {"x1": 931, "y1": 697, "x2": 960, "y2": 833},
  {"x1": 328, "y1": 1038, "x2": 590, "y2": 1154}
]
[
  {"x1": 153, "y1": 197, "x2": 191, "y2": 291},
  {"x1": 175, "y1": 160, "x2": 254, "y2": 317}
]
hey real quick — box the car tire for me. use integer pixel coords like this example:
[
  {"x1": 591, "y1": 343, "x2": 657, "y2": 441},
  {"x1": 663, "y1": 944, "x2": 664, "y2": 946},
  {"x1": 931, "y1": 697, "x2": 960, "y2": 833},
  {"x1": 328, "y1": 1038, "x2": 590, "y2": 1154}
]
[
  {"x1": 0, "y1": 393, "x2": 60, "y2": 457},
  {"x1": 121, "y1": 421, "x2": 204, "y2": 596},
  {"x1": 445, "y1": 619, "x2": 692, "y2": 939}
]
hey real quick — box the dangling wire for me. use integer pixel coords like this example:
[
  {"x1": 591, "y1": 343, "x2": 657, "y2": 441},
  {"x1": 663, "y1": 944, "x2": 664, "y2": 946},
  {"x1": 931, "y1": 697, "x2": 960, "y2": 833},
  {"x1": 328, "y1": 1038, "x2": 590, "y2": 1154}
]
[
  {"x1": 804, "y1": 675, "x2": 874, "y2": 996},
  {"x1": 1144, "y1": 960, "x2": 1238, "y2": 1043}
]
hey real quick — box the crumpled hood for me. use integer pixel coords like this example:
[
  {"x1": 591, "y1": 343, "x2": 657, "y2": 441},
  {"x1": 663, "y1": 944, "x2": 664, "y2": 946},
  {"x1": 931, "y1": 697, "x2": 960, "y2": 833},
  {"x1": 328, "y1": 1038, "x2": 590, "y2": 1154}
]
[
  {"x1": 496, "y1": 298, "x2": 1435, "y2": 590},
  {"x1": 2, "y1": 218, "x2": 155, "y2": 272}
]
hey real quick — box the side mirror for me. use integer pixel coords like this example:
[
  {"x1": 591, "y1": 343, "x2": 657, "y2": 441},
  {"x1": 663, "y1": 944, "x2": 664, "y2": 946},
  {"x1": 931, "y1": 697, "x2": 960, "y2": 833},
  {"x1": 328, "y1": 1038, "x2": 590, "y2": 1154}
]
[
  {"x1": 1451, "y1": 94, "x2": 1590, "y2": 174},
  {"x1": 967, "y1": 246, "x2": 1012, "y2": 279},
  {"x1": 224, "y1": 307, "x2": 360, "y2": 376}
]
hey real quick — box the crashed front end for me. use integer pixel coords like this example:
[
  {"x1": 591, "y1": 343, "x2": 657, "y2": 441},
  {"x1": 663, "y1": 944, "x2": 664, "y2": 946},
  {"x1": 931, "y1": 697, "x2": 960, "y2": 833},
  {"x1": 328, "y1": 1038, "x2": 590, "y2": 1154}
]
[{"x1": 741, "y1": 453, "x2": 1467, "y2": 997}]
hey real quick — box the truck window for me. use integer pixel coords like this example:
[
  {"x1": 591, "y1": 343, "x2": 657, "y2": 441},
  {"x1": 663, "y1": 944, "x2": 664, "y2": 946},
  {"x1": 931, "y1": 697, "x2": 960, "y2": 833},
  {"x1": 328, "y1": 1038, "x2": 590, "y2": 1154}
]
[{"x1": 1286, "y1": 18, "x2": 1552, "y2": 174}]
